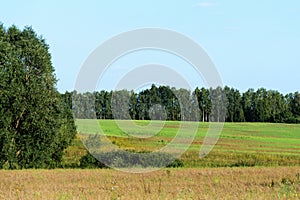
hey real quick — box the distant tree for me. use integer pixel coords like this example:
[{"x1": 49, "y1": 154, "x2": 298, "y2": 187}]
[
  {"x1": 0, "y1": 25, "x2": 76, "y2": 169},
  {"x1": 209, "y1": 87, "x2": 226, "y2": 122},
  {"x1": 291, "y1": 92, "x2": 300, "y2": 118},
  {"x1": 158, "y1": 86, "x2": 179, "y2": 120},
  {"x1": 224, "y1": 86, "x2": 234, "y2": 122},
  {"x1": 103, "y1": 91, "x2": 112, "y2": 119},
  {"x1": 137, "y1": 90, "x2": 148, "y2": 120},
  {"x1": 284, "y1": 92, "x2": 300, "y2": 123},
  {"x1": 111, "y1": 90, "x2": 131, "y2": 120},
  {"x1": 242, "y1": 89, "x2": 256, "y2": 122},
  {"x1": 94, "y1": 91, "x2": 103, "y2": 119},
  {"x1": 224, "y1": 86, "x2": 244, "y2": 122},
  {"x1": 129, "y1": 91, "x2": 138, "y2": 120},
  {"x1": 72, "y1": 91, "x2": 95, "y2": 119},
  {"x1": 194, "y1": 87, "x2": 211, "y2": 122},
  {"x1": 174, "y1": 88, "x2": 192, "y2": 121},
  {"x1": 266, "y1": 90, "x2": 286, "y2": 122},
  {"x1": 233, "y1": 88, "x2": 245, "y2": 122},
  {"x1": 148, "y1": 84, "x2": 164, "y2": 120}
]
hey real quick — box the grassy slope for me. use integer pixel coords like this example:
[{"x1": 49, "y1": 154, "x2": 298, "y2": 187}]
[{"x1": 63, "y1": 120, "x2": 300, "y2": 167}]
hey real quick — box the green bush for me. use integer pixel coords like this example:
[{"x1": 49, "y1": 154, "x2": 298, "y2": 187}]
[
  {"x1": 79, "y1": 152, "x2": 107, "y2": 169},
  {"x1": 79, "y1": 151, "x2": 185, "y2": 169},
  {"x1": 167, "y1": 159, "x2": 184, "y2": 168}
]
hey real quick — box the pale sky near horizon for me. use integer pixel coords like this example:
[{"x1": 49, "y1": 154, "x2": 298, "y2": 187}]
[{"x1": 1, "y1": 0, "x2": 300, "y2": 94}]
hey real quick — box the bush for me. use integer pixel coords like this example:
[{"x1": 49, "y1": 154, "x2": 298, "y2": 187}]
[
  {"x1": 79, "y1": 152, "x2": 108, "y2": 169},
  {"x1": 167, "y1": 159, "x2": 184, "y2": 168},
  {"x1": 79, "y1": 150, "x2": 185, "y2": 169}
]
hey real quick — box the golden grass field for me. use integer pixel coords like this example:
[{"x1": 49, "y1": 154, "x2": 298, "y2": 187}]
[{"x1": 1, "y1": 167, "x2": 300, "y2": 200}]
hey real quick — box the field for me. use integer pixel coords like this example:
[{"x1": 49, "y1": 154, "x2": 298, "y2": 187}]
[
  {"x1": 0, "y1": 167, "x2": 300, "y2": 199},
  {"x1": 1, "y1": 120, "x2": 300, "y2": 199},
  {"x1": 64, "y1": 120, "x2": 300, "y2": 168}
]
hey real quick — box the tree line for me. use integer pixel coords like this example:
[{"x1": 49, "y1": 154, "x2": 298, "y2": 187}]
[{"x1": 70, "y1": 84, "x2": 300, "y2": 123}]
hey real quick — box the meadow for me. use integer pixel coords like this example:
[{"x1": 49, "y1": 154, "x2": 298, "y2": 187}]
[
  {"x1": 1, "y1": 120, "x2": 300, "y2": 199},
  {"x1": 64, "y1": 120, "x2": 300, "y2": 168},
  {"x1": 0, "y1": 167, "x2": 299, "y2": 199}
]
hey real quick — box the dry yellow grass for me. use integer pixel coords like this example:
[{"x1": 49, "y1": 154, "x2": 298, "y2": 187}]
[{"x1": 0, "y1": 167, "x2": 299, "y2": 200}]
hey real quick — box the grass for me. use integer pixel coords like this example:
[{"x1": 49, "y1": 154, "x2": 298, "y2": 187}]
[
  {"x1": 1, "y1": 167, "x2": 299, "y2": 199},
  {"x1": 3, "y1": 120, "x2": 300, "y2": 199},
  {"x1": 63, "y1": 119, "x2": 300, "y2": 168}
]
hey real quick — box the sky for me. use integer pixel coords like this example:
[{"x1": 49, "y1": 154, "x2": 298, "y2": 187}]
[{"x1": 1, "y1": 0, "x2": 300, "y2": 94}]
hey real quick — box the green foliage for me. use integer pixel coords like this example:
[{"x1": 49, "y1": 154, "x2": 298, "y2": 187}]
[
  {"x1": 167, "y1": 158, "x2": 184, "y2": 168},
  {"x1": 79, "y1": 150, "x2": 183, "y2": 169},
  {"x1": 79, "y1": 152, "x2": 107, "y2": 169},
  {"x1": 0, "y1": 24, "x2": 76, "y2": 169},
  {"x1": 72, "y1": 85, "x2": 300, "y2": 123}
]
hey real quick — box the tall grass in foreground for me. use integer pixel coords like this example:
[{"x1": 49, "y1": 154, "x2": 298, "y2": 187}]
[{"x1": 0, "y1": 167, "x2": 299, "y2": 199}]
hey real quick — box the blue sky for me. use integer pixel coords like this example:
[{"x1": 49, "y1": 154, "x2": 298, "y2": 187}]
[{"x1": 1, "y1": 0, "x2": 300, "y2": 94}]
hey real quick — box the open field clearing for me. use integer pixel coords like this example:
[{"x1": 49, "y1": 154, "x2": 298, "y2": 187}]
[
  {"x1": 0, "y1": 167, "x2": 299, "y2": 199},
  {"x1": 65, "y1": 120, "x2": 300, "y2": 167}
]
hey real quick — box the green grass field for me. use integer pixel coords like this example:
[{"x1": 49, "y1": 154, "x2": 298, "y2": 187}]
[{"x1": 63, "y1": 119, "x2": 300, "y2": 168}]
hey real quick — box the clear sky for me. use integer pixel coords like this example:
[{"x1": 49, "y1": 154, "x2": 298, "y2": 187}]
[{"x1": 1, "y1": 0, "x2": 300, "y2": 94}]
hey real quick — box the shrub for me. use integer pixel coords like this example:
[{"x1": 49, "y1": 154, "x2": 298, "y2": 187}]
[
  {"x1": 79, "y1": 152, "x2": 107, "y2": 169},
  {"x1": 79, "y1": 150, "x2": 184, "y2": 169}
]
